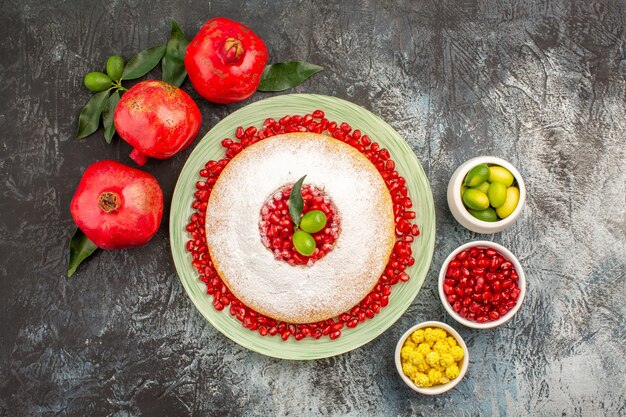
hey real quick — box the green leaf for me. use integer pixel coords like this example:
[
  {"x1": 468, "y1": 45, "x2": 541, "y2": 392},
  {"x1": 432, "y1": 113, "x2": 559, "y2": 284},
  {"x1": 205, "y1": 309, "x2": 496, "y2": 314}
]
[
  {"x1": 121, "y1": 44, "x2": 166, "y2": 80},
  {"x1": 67, "y1": 228, "x2": 98, "y2": 277},
  {"x1": 257, "y1": 61, "x2": 323, "y2": 92},
  {"x1": 102, "y1": 90, "x2": 120, "y2": 144},
  {"x1": 76, "y1": 89, "x2": 111, "y2": 139},
  {"x1": 161, "y1": 20, "x2": 189, "y2": 87},
  {"x1": 289, "y1": 175, "x2": 307, "y2": 226}
]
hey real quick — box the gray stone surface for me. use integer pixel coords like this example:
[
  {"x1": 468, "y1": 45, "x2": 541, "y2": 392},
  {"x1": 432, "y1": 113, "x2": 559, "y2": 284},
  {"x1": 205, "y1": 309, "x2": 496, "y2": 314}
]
[{"x1": 1, "y1": 0, "x2": 625, "y2": 416}]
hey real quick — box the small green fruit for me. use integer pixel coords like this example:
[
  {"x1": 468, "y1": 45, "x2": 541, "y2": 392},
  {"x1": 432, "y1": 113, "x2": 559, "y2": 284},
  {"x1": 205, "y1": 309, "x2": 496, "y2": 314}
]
[
  {"x1": 106, "y1": 55, "x2": 125, "y2": 81},
  {"x1": 292, "y1": 230, "x2": 316, "y2": 256},
  {"x1": 472, "y1": 181, "x2": 490, "y2": 194},
  {"x1": 496, "y1": 187, "x2": 520, "y2": 219},
  {"x1": 300, "y1": 210, "x2": 327, "y2": 234},
  {"x1": 462, "y1": 188, "x2": 490, "y2": 211},
  {"x1": 489, "y1": 166, "x2": 515, "y2": 187},
  {"x1": 464, "y1": 164, "x2": 490, "y2": 187},
  {"x1": 487, "y1": 182, "x2": 507, "y2": 208},
  {"x1": 468, "y1": 207, "x2": 498, "y2": 222},
  {"x1": 83, "y1": 72, "x2": 112, "y2": 92}
]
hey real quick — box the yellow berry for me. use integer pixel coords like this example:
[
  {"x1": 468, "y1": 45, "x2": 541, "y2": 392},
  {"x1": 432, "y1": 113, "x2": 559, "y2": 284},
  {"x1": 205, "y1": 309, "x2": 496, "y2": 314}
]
[
  {"x1": 404, "y1": 338, "x2": 416, "y2": 348},
  {"x1": 413, "y1": 372, "x2": 430, "y2": 387},
  {"x1": 433, "y1": 328, "x2": 447, "y2": 341},
  {"x1": 426, "y1": 351, "x2": 440, "y2": 367},
  {"x1": 440, "y1": 353, "x2": 455, "y2": 368},
  {"x1": 433, "y1": 340, "x2": 450, "y2": 355},
  {"x1": 428, "y1": 368, "x2": 442, "y2": 384},
  {"x1": 417, "y1": 342, "x2": 431, "y2": 356},
  {"x1": 401, "y1": 345, "x2": 413, "y2": 360},
  {"x1": 447, "y1": 336, "x2": 457, "y2": 347},
  {"x1": 446, "y1": 364, "x2": 460, "y2": 379},
  {"x1": 424, "y1": 328, "x2": 438, "y2": 345},
  {"x1": 411, "y1": 329, "x2": 425, "y2": 344},
  {"x1": 450, "y1": 345, "x2": 465, "y2": 362},
  {"x1": 402, "y1": 362, "x2": 416, "y2": 377},
  {"x1": 417, "y1": 361, "x2": 430, "y2": 373}
]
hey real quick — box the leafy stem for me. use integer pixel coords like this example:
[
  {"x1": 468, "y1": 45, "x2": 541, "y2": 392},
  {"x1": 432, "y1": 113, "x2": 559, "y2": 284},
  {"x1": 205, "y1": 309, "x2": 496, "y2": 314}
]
[
  {"x1": 114, "y1": 82, "x2": 128, "y2": 92},
  {"x1": 76, "y1": 19, "x2": 188, "y2": 143}
]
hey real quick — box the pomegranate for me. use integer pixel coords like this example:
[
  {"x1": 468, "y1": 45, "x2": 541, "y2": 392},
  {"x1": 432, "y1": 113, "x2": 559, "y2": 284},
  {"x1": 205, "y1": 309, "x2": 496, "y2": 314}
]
[
  {"x1": 185, "y1": 17, "x2": 269, "y2": 104},
  {"x1": 114, "y1": 80, "x2": 201, "y2": 166},
  {"x1": 70, "y1": 160, "x2": 163, "y2": 249}
]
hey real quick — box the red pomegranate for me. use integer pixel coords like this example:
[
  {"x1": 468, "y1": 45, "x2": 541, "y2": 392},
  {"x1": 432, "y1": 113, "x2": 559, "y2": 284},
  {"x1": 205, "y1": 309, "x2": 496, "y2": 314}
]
[
  {"x1": 114, "y1": 80, "x2": 201, "y2": 166},
  {"x1": 185, "y1": 17, "x2": 269, "y2": 104},
  {"x1": 70, "y1": 160, "x2": 163, "y2": 250}
]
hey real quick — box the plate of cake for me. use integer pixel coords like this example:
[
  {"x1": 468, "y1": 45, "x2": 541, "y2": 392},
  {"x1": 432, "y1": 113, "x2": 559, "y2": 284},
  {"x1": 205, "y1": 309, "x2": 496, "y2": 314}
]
[{"x1": 170, "y1": 94, "x2": 435, "y2": 359}]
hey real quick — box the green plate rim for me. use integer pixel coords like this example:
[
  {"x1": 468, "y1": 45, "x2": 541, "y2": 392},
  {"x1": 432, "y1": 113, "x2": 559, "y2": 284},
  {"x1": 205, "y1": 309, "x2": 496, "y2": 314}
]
[{"x1": 170, "y1": 94, "x2": 435, "y2": 360}]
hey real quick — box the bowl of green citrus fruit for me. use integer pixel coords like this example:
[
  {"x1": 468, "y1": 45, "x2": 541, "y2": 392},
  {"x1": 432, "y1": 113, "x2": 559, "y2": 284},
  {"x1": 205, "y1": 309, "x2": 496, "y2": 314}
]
[{"x1": 447, "y1": 157, "x2": 526, "y2": 234}]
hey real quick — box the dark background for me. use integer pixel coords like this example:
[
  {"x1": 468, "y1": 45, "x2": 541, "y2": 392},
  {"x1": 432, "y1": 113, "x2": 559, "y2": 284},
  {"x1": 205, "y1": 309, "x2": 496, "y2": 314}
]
[{"x1": 1, "y1": 0, "x2": 624, "y2": 416}]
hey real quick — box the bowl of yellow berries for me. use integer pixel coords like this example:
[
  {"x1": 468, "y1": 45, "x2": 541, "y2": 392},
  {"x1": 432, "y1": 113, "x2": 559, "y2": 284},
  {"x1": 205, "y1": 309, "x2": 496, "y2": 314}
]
[{"x1": 395, "y1": 321, "x2": 469, "y2": 395}]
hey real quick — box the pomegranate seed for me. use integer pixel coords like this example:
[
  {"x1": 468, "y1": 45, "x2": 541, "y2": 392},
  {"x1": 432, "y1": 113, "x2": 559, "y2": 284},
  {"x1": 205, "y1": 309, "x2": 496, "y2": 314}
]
[
  {"x1": 511, "y1": 287, "x2": 521, "y2": 299},
  {"x1": 245, "y1": 126, "x2": 257, "y2": 137},
  {"x1": 380, "y1": 296, "x2": 389, "y2": 307}
]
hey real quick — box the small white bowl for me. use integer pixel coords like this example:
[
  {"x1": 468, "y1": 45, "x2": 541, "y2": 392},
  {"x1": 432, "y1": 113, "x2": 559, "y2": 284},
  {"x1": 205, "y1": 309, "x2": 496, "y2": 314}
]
[
  {"x1": 395, "y1": 321, "x2": 469, "y2": 395},
  {"x1": 447, "y1": 156, "x2": 526, "y2": 234},
  {"x1": 438, "y1": 241, "x2": 526, "y2": 329}
]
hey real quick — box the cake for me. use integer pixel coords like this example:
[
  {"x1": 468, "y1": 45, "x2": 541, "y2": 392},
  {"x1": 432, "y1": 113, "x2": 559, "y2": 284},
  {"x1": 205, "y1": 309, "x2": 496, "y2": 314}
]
[{"x1": 205, "y1": 132, "x2": 396, "y2": 323}]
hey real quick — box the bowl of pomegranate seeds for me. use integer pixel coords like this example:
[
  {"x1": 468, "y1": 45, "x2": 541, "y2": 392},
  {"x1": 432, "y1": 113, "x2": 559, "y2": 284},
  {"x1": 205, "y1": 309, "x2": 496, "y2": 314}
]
[{"x1": 438, "y1": 241, "x2": 526, "y2": 329}]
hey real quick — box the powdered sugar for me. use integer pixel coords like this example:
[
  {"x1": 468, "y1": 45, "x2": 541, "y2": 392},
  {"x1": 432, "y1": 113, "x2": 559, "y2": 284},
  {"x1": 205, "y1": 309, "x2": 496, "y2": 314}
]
[{"x1": 205, "y1": 133, "x2": 395, "y2": 323}]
